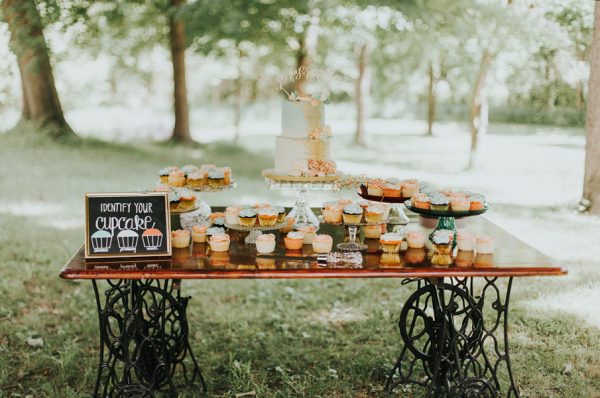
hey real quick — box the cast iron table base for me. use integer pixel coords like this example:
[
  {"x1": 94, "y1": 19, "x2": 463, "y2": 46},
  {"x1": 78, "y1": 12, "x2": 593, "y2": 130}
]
[
  {"x1": 385, "y1": 276, "x2": 520, "y2": 398},
  {"x1": 92, "y1": 279, "x2": 206, "y2": 397}
]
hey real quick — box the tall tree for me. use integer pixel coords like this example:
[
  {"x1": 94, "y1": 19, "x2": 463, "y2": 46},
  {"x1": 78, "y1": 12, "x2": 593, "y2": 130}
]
[
  {"x1": 582, "y1": 1, "x2": 600, "y2": 214},
  {"x1": 2, "y1": 0, "x2": 73, "y2": 138},
  {"x1": 169, "y1": 0, "x2": 192, "y2": 143}
]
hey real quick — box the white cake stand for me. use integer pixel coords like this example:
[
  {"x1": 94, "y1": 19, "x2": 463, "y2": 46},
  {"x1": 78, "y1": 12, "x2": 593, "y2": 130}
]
[{"x1": 262, "y1": 169, "x2": 340, "y2": 229}]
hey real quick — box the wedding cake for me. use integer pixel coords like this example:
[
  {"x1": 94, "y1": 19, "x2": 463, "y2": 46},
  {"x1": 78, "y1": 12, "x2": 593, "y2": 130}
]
[{"x1": 273, "y1": 95, "x2": 337, "y2": 177}]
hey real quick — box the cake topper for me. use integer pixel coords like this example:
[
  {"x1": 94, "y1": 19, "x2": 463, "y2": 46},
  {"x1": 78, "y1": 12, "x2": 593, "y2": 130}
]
[{"x1": 277, "y1": 65, "x2": 331, "y2": 103}]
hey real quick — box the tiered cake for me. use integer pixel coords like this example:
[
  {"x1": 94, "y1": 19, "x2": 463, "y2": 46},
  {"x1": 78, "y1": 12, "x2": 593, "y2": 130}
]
[{"x1": 273, "y1": 96, "x2": 337, "y2": 177}]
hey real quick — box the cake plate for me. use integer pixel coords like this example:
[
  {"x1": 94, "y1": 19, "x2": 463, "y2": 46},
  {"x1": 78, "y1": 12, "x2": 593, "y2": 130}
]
[
  {"x1": 188, "y1": 182, "x2": 237, "y2": 192},
  {"x1": 225, "y1": 221, "x2": 288, "y2": 244},
  {"x1": 262, "y1": 169, "x2": 341, "y2": 230},
  {"x1": 403, "y1": 199, "x2": 490, "y2": 246},
  {"x1": 356, "y1": 185, "x2": 411, "y2": 225}
]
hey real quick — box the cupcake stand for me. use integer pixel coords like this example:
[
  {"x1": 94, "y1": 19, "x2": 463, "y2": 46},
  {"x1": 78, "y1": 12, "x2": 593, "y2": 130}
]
[
  {"x1": 356, "y1": 185, "x2": 411, "y2": 225},
  {"x1": 318, "y1": 216, "x2": 387, "y2": 252},
  {"x1": 403, "y1": 199, "x2": 490, "y2": 245},
  {"x1": 172, "y1": 182, "x2": 237, "y2": 230},
  {"x1": 262, "y1": 169, "x2": 340, "y2": 229},
  {"x1": 225, "y1": 221, "x2": 287, "y2": 244}
]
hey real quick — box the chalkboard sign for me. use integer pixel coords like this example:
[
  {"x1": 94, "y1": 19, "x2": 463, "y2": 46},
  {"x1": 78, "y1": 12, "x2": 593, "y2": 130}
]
[{"x1": 85, "y1": 192, "x2": 172, "y2": 259}]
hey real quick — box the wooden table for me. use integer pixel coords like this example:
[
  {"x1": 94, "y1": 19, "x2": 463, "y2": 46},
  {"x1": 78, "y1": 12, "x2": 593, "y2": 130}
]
[{"x1": 60, "y1": 213, "x2": 565, "y2": 398}]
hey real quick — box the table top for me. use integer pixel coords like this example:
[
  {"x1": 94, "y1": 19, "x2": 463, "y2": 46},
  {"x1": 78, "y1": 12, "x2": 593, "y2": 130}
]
[{"x1": 60, "y1": 210, "x2": 566, "y2": 280}]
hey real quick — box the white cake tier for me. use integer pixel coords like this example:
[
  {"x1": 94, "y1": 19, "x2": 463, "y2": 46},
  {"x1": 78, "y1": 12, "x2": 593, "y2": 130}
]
[
  {"x1": 274, "y1": 136, "x2": 332, "y2": 175},
  {"x1": 281, "y1": 99, "x2": 325, "y2": 138}
]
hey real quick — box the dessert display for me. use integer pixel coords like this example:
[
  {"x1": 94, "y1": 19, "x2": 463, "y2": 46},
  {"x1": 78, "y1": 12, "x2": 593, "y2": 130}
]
[
  {"x1": 405, "y1": 189, "x2": 488, "y2": 216},
  {"x1": 358, "y1": 178, "x2": 421, "y2": 202},
  {"x1": 171, "y1": 229, "x2": 191, "y2": 249},
  {"x1": 312, "y1": 234, "x2": 333, "y2": 254},
  {"x1": 158, "y1": 164, "x2": 235, "y2": 191},
  {"x1": 320, "y1": 199, "x2": 389, "y2": 226},
  {"x1": 255, "y1": 234, "x2": 277, "y2": 254}
]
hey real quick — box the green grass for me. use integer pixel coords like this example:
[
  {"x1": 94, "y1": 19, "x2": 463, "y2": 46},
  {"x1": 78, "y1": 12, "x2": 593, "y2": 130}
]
[{"x1": 1, "y1": 125, "x2": 599, "y2": 397}]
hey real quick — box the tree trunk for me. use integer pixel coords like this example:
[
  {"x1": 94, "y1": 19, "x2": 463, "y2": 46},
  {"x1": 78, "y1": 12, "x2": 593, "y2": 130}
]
[
  {"x1": 467, "y1": 51, "x2": 492, "y2": 169},
  {"x1": 2, "y1": 0, "x2": 73, "y2": 138},
  {"x1": 354, "y1": 43, "x2": 369, "y2": 146},
  {"x1": 426, "y1": 62, "x2": 436, "y2": 136},
  {"x1": 576, "y1": 80, "x2": 585, "y2": 111},
  {"x1": 169, "y1": 0, "x2": 192, "y2": 143},
  {"x1": 582, "y1": 1, "x2": 600, "y2": 214},
  {"x1": 294, "y1": 7, "x2": 319, "y2": 95},
  {"x1": 294, "y1": 36, "x2": 310, "y2": 95},
  {"x1": 234, "y1": 48, "x2": 243, "y2": 142}
]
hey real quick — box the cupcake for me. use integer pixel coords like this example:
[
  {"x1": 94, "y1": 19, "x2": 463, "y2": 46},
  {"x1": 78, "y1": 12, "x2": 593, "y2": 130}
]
[
  {"x1": 364, "y1": 224, "x2": 383, "y2": 239},
  {"x1": 142, "y1": 228, "x2": 163, "y2": 250},
  {"x1": 187, "y1": 170, "x2": 206, "y2": 188},
  {"x1": 476, "y1": 236, "x2": 494, "y2": 254},
  {"x1": 168, "y1": 192, "x2": 181, "y2": 211},
  {"x1": 405, "y1": 247, "x2": 426, "y2": 264},
  {"x1": 451, "y1": 198, "x2": 471, "y2": 212},
  {"x1": 284, "y1": 231, "x2": 304, "y2": 250},
  {"x1": 455, "y1": 250, "x2": 475, "y2": 267},
  {"x1": 222, "y1": 167, "x2": 232, "y2": 185},
  {"x1": 179, "y1": 191, "x2": 196, "y2": 211},
  {"x1": 209, "y1": 212, "x2": 226, "y2": 227},
  {"x1": 430, "y1": 195, "x2": 450, "y2": 212},
  {"x1": 225, "y1": 206, "x2": 241, "y2": 225},
  {"x1": 171, "y1": 229, "x2": 190, "y2": 249},
  {"x1": 365, "y1": 204, "x2": 385, "y2": 223},
  {"x1": 238, "y1": 208, "x2": 257, "y2": 227},
  {"x1": 312, "y1": 234, "x2": 333, "y2": 254},
  {"x1": 206, "y1": 227, "x2": 225, "y2": 238},
  {"x1": 273, "y1": 206, "x2": 286, "y2": 223},
  {"x1": 207, "y1": 168, "x2": 225, "y2": 187},
  {"x1": 298, "y1": 225, "x2": 317, "y2": 244},
  {"x1": 431, "y1": 231, "x2": 453, "y2": 266},
  {"x1": 380, "y1": 253, "x2": 402, "y2": 267},
  {"x1": 402, "y1": 181, "x2": 419, "y2": 198},
  {"x1": 380, "y1": 233, "x2": 403, "y2": 253},
  {"x1": 159, "y1": 167, "x2": 177, "y2": 184},
  {"x1": 470, "y1": 195, "x2": 485, "y2": 211},
  {"x1": 168, "y1": 169, "x2": 186, "y2": 187},
  {"x1": 367, "y1": 179, "x2": 385, "y2": 196},
  {"x1": 382, "y1": 183, "x2": 401, "y2": 198},
  {"x1": 257, "y1": 208, "x2": 278, "y2": 227},
  {"x1": 209, "y1": 233, "x2": 230, "y2": 252},
  {"x1": 456, "y1": 232, "x2": 475, "y2": 251},
  {"x1": 181, "y1": 164, "x2": 199, "y2": 177},
  {"x1": 406, "y1": 231, "x2": 426, "y2": 249},
  {"x1": 322, "y1": 204, "x2": 343, "y2": 223},
  {"x1": 412, "y1": 193, "x2": 431, "y2": 210},
  {"x1": 191, "y1": 224, "x2": 208, "y2": 243},
  {"x1": 255, "y1": 233, "x2": 276, "y2": 254},
  {"x1": 342, "y1": 204, "x2": 363, "y2": 224}
]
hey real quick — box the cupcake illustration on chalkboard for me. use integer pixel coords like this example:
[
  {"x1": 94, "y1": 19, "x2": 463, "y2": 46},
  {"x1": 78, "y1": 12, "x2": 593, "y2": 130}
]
[
  {"x1": 117, "y1": 230, "x2": 138, "y2": 252},
  {"x1": 142, "y1": 228, "x2": 163, "y2": 251},
  {"x1": 91, "y1": 230, "x2": 112, "y2": 253}
]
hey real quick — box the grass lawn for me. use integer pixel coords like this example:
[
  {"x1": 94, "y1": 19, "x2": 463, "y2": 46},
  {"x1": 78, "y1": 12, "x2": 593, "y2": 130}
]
[{"x1": 1, "y1": 124, "x2": 599, "y2": 397}]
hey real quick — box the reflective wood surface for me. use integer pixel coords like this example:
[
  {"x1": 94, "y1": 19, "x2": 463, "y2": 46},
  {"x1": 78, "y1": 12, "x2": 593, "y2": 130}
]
[{"x1": 60, "y1": 210, "x2": 566, "y2": 280}]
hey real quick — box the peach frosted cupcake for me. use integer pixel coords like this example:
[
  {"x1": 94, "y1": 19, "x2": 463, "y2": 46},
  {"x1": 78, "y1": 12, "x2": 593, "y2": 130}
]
[
  {"x1": 342, "y1": 204, "x2": 363, "y2": 224},
  {"x1": 382, "y1": 183, "x2": 401, "y2": 198},
  {"x1": 284, "y1": 231, "x2": 304, "y2": 250},
  {"x1": 380, "y1": 233, "x2": 403, "y2": 253},
  {"x1": 168, "y1": 169, "x2": 186, "y2": 187},
  {"x1": 298, "y1": 225, "x2": 317, "y2": 244},
  {"x1": 225, "y1": 206, "x2": 241, "y2": 225},
  {"x1": 171, "y1": 229, "x2": 190, "y2": 249},
  {"x1": 367, "y1": 179, "x2": 385, "y2": 196},
  {"x1": 322, "y1": 204, "x2": 343, "y2": 223},
  {"x1": 365, "y1": 204, "x2": 385, "y2": 223},
  {"x1": 209, "y1": 233, "x2": 230, "y2": 252},
  {"x1": 406, "y1": 231, "x2": 426, "y2": 249},
  {"x1": 312, "y1": 234, "x2": 333, "y2": 254},
  {"x1": 179, "y1": 191, "x2": 196, "y2": 211},
  {"x1": 412, "y1": 193, "x2": 431, "y2": 210},
  {"x1": 451, "y1": 198, "x2": 470, "y2": 212},
  {"x1": 456, "y1": 232, "x2": 475, "y2": 251},
  {"x1": 255, "y1": 234, "x2": 276, "y2": 254},
  {"x1": 470, "y1": 195, "x2": 485, "y2": 211},
  {"x1": 258, "y1": 208, "x2": 278, "y2": 227},
  {"x1": 191, "y1": 224, "x2": 208, "y2": 243},
  {"x1": 476, "y1": 236, "x2": 494, "y2": 254}
]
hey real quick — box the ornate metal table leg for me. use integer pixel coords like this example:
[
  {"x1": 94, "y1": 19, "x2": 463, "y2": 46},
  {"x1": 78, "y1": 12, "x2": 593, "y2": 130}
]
[
  {"x1": 92, "y1": 279, "x2": 207, "y2": 397},
  {"x1": 385, "y1": 277, "x2": 520, "y2": 398}
]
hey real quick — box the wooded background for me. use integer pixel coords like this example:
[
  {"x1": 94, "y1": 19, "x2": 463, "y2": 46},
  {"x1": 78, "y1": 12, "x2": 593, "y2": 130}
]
[{"x1": 1, "y1": 0, "x2": 599, "y2": 212}]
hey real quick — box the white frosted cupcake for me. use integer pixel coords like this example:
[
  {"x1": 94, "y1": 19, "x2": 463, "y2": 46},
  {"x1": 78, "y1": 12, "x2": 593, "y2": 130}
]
[
  {"x1": 364, "y1": 224, "x2": 383, "y2": 239},
  {"x1": 191, "y1": 224, "x2": 208, "y2": 243},
  {"x1": 312, "y1": 234, "x2": 333, "y2": 254},
  {"x1": 209, "y1": 233, "x2": 230, "y2": 252},
  {"x1": 406, "y1": 231, "x2": 426, "y2": 249},
  {"x1": 380, "y1": 233, "x2": 403, "y2": 253},
  {"x1": 255, "y1": 234, "x2": 276, "y2": 254},
  {"x1": 456, "y1": 232, "x2": 476, "y2": 251},
  {"x1": 225, "y1": 206, "x2": 241, "y2": 225},
  {"x1": 171, "y1": 229, "x2": 190, "y2": 248},
  {"x1": 476, "y1": 236, "x2": 494, "y2": 254}
]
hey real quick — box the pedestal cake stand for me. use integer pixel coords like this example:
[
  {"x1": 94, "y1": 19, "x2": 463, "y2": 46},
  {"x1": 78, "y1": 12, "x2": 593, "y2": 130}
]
[
  {"x1": 225, "y1": 221, "x2": 288, "y2": 244},
  {"x1": 262, "y1": 169, "x2": 341, "y2": 229}
]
